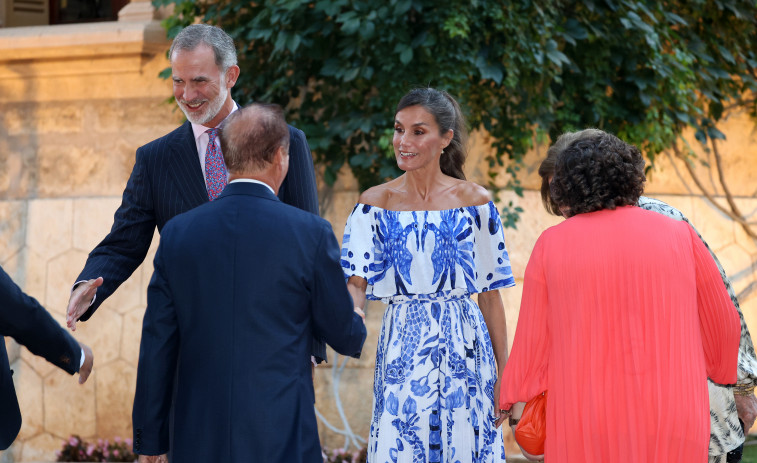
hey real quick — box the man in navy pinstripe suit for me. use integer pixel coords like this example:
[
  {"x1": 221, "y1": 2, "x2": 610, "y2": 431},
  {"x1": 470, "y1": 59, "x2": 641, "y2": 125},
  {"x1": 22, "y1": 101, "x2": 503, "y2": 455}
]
[{"x1": 65, "y1": 24, "x2": 327, "y2": 362}]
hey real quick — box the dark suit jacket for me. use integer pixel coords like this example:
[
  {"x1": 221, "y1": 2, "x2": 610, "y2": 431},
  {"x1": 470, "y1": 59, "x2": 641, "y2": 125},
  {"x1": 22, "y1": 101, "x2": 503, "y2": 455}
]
[
  {"x1": 75, "y1": 120, "x2": 326, "y2": 360},
  {"x1": 0, "y1": 267, "x2": 81, "y2": 450},
  {"x1": 131, "y1": 182, "x2": 366, "y2": 462}
]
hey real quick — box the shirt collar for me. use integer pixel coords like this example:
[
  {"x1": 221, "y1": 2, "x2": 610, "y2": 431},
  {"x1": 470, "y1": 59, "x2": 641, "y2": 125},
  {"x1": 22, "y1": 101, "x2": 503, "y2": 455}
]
[
  {"x1": 229, "y1": 178, "x2": 276, "y2": 195},
  {"x1": 190, "y1": 101, "x2": 239, "y2": 141}
]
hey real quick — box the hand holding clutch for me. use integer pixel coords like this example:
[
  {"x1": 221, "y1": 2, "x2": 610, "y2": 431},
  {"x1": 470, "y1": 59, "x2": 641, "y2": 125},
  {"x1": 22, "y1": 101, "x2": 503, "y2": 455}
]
[{"x1": 508, "y1": 392, "x2": 547, "y2": 461}]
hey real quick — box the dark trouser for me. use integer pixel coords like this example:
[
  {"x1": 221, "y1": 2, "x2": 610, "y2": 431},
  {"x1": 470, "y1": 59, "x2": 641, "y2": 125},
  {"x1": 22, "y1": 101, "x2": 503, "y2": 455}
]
[
  {"x1": 711, "y1": 419, "x2": 746, "y2": 463},
  {"x1": 726, "y1": 443, "x2": 744, "y2": 463},
  {"x1": 710, "y1": 444, "x2": 743, "y2": 463}
]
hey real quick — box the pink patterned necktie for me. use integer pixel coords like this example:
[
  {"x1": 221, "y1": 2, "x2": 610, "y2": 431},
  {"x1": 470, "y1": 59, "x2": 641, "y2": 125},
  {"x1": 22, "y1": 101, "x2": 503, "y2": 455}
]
[{"x1": 205, "y1": 128, "x2": 227, "y2": 201}]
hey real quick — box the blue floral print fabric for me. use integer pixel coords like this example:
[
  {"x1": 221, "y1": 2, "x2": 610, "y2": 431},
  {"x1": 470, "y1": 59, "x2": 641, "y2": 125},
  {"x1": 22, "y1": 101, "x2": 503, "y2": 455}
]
[{"x1": 342, "y1": 202, "x2": 515, "y2": 463}]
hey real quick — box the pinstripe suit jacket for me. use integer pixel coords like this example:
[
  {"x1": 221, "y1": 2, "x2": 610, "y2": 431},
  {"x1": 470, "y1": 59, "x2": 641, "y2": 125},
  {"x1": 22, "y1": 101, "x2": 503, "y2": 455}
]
[{"x1": 76, "y1": 121, "x2": 326, "y2": 360}]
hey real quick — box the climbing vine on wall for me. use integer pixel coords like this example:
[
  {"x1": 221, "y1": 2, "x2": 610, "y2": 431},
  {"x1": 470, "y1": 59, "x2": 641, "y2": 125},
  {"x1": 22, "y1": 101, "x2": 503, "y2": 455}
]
[{"x1": 155, "y1": 0, "x2": 756, "y2": 229}]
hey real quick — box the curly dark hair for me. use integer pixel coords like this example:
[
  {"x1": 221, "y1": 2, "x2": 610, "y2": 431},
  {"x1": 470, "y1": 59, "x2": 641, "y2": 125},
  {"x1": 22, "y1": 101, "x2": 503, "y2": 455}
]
[
  {"x1": 548, "y1": 129, "x2": 646, "y2": 217},
  {"x1": 538, "y1": 129, "x2": 605, "y2": 215}
]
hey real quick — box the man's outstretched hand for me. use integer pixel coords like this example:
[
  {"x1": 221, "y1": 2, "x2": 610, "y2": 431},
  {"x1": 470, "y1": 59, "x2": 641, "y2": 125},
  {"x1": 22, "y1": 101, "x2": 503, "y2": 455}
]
[{"x1": 66, "y1": 277, "x2": 103, "y2": 331}]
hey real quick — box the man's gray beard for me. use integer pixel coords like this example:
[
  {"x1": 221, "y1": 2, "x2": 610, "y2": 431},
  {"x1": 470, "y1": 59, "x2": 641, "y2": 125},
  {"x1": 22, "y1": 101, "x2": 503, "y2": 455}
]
[{"x1": 180, "y1": 85, "x2": 228, "y2": 125}]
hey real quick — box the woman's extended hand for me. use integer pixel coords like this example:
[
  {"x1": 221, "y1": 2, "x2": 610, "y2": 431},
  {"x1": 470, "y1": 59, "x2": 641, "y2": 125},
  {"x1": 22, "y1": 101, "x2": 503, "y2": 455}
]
[{"x1": 493, "y1": 376, "x2": 508, "y2": 428}]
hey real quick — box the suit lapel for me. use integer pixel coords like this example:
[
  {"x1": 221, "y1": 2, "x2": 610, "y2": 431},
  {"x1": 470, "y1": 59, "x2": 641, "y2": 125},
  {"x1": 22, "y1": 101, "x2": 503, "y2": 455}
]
[{"x1": 167, "y1": 122, "x2": 209, "y2": 209}]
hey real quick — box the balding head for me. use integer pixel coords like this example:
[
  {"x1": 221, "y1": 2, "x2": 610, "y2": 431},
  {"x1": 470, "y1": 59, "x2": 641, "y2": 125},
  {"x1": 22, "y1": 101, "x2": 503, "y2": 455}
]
[{"x1": 220, "y1": 104, "x2": 290, "y2": 191}]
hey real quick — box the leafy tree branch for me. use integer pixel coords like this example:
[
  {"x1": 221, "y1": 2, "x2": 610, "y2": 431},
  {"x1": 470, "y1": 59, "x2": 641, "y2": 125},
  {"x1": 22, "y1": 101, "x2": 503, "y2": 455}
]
[{"x1": 672, "y1": 135, "x2": 757, "y2": 240}]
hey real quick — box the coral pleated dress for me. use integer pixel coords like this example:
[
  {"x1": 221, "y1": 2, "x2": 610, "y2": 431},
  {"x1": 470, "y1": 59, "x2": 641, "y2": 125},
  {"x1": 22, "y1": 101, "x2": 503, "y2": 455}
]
[{"x1": 501, "y1": 206, "x2": 740, "y2": 462}]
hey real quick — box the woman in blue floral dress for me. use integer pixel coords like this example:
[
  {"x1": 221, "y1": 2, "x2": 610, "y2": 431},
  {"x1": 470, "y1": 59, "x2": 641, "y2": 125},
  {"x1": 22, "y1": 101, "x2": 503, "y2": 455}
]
[{"x1": 341, "y1": 88, "x2": 515, "y2": 462}]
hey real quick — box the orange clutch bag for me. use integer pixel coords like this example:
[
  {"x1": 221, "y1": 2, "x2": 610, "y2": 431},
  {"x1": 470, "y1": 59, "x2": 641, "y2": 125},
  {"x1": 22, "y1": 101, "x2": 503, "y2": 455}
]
[{"x1": 514, "y1": 391, "x2": 547, "y2": 456}]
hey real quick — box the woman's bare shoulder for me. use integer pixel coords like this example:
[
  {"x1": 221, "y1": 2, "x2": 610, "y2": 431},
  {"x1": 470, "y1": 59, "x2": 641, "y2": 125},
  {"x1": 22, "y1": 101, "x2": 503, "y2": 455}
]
[
  {"x1": 453, "y1": 181, "x2": 492, "y2": 206},
  {"x1": 358, "y1": 182, "x2": 397, "y2": 208}
]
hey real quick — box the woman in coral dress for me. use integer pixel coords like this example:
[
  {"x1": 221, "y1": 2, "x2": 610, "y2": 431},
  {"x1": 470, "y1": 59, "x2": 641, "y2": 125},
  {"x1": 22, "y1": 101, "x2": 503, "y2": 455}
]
[
  {"x1": 537, "y1": 129, "x2": 757, "y2": 463},
  {"x1": 342, "y1": 88, "x2": 514, "y2": 462},
  {"x1": 500, "y1": 129, "x2": 740, "y2": 462}
]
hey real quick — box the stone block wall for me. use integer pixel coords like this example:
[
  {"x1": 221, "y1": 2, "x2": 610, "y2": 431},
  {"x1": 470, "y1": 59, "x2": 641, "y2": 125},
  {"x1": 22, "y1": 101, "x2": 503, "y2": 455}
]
[
  {"x1": 0, "y1": 19, "x2": 178, "y2": 462},
  {"x1": 1, "y1": 17, "x2": 757, "y2": 463},
  {"x1": 0, "y1": 103, "x2": 176, "y2": 463}
]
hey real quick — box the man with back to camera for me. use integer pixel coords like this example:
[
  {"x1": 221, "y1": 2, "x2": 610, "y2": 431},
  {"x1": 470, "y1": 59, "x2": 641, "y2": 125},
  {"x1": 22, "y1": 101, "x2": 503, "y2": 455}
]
[
  {"x1": 65, "y1": 24, "x2": 326, "y2": 362},
  {"x1": 131, "y1": 104, "x2": 367, "y2": 463}
]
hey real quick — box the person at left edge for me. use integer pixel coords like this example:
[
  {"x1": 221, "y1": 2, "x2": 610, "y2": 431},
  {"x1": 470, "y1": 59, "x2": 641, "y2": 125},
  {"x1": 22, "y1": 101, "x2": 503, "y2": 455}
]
[
  {"x1": 131, "y1": 104, "x2": 366, "y2": 463},
  {"x1": 1, "y1": 266, "x2": 94, "y2": 450},
  {"x1": 64, "y1": 24, "x2": 326, "y2": 362}
]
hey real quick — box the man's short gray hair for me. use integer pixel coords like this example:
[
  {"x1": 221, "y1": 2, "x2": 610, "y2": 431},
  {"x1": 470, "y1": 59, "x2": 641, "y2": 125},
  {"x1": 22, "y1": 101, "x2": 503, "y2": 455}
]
[
  {"x1": 220, "y1": 104, "x2": 290, "y2": 173},
  {"x1": 169, "y1": 24, "x2": 238, "y2": 72}
]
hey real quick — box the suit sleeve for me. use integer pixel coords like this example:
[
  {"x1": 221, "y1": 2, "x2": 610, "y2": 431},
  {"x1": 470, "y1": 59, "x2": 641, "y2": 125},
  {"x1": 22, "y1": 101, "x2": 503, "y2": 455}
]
[
  {"x1": 310, "y1": 221, "x2": 366, "y2": 359},
  {"x1": 278, "y1": 126, "x2": 326, "y2": 361},
  {"x1": 0, "y1": 267, "x2": 80, "y2": 375},
  {"x1": 76, "y1": 146, "x2": 157, "y2": 321},
  {"x1": 690, "y1": 225, "x2": 740, "y2": 385},
  {"x1": 132, "y1": 239, "x2": 179, "y2": 456},
  {"x1": 278, "y1": 126, "x2": 319, "y2": 215}
]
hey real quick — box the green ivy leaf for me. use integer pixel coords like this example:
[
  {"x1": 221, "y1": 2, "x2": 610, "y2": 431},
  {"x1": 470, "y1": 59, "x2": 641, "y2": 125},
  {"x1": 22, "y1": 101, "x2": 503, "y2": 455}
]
[
  {"x1": 399, "y1": 48, "x2": 413, "y2": 65},
  {"x1": 706, "y1": 126, "x2": 726, "y2": 140}
]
